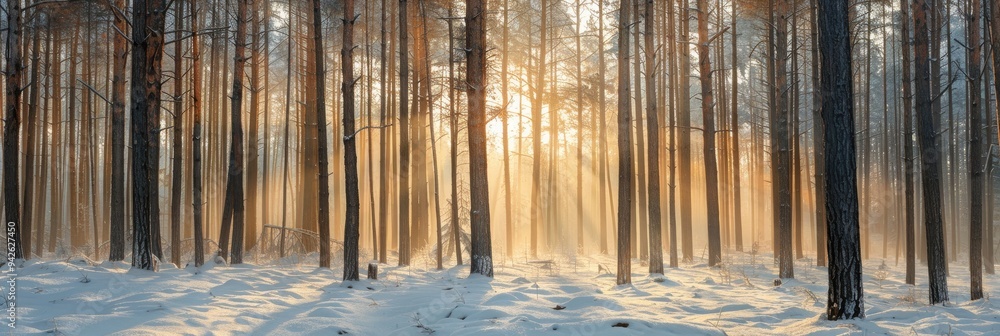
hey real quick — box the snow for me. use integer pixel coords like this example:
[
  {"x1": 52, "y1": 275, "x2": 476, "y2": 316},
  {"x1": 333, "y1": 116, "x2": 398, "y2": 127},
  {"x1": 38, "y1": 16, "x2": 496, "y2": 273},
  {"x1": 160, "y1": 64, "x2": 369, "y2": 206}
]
[{"x1": 11, "y1": 252, "x2": 1000, "y2": 335}]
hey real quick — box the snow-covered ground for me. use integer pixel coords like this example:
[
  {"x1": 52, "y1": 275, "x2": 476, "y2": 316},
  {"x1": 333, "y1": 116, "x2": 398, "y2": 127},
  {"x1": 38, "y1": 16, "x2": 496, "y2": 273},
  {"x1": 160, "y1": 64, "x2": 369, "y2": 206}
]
[{"x1": 11, "y1": 250, "x2": 1000, "y2": 335}]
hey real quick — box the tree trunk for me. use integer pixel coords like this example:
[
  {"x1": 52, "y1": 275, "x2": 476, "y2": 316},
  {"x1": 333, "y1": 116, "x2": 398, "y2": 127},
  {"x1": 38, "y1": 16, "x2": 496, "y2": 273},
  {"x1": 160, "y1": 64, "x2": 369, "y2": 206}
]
[
  {"x1": 616, "y1": 0, "x2": 633, "y2": 285},
  {"x1": 191, "y1": 0, "x2": 205, "y2": 267},
  {"x1": 220, "y1": 0, "x2": 249, "y2": 265},
  {"x1": 342, "y1": 0, "x2": 361, "y2": 280},
  {"x1": 466, "y1": 0, "x2": 493, "y2": 277},
  {"x1": 170, "y1": 0, "x2": 186, "y2": 268},
  {"x1": 678, "y1": 0, "x2": 693, "y2": 263},
  {"x1": 130, "y1": 0, "x2": 167, "y2": 270},
  {"x1": 912, "y1": 0, "x2": 949, "y2": 304},
  {"x1": 397, "y1": 0, "x2": 411, "y2": 266},
  {"x1": 810, "y1": 0, "x2": 826, "y2": 267},
  {"x1": 817, "y1": 0, "x2": 865, "y2": 320},
  {"x1": 379, "y1": 0, "x2": 390, "y2": 264},
  {"x1": 3, "y1": 0, "x2": 23, "y2": 260},
  {"x1": 108, "y1": 0, "x2": 128, "y2": 262},
  {"x1": 644, "y1": 0, "x2": 662, "y2": 274},
  {"x1": 731, "y1": 0, "x2": 742, "y2": 253},
  {"x1": 311, "y1": 0, "x2": 333, "y2": 269},
  {"x1": 697, "y1": 0, "x2": 721, "y2": 267},
  {"x1": 967, "y1": 0, "x2": 984, "y2": 301},
  {"x1": 47, "y1": 27, "x2": 62, "y2": 255},
  {"x1": 900, "y1": 0, "x2": 915, "y2": 285},
  {"x1": 774, "y1": 0, "x2": 793, "y2": 279},
  {"x1": 21, "y1": 13, "x2": 42, "y2": 260},
  {"x1": 246, "y1": 0, "x2": 263, "y2": 252}
]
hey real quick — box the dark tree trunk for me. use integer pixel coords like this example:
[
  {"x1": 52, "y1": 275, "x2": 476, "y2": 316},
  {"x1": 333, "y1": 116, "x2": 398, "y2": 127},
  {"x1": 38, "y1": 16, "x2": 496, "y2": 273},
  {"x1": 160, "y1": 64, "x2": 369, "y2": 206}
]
[
  {"x1": 378, "y1": 0, "x2": 390, "y2": 264},
  {"x1": 130, "y1": 0, "x2": 168, "y2": 270},
  {"x1": 191, "y1": 0, "x2": 205, "y2": 267},
  {"x1": 967, "y1": 0, "x2": 985, "y2": 301},
  {"x1": 912, "y1": 0, "x2": 949, "y2": 305},
  {"x1": 644, "y1": 0, "x2": 663, "y2": 274},
  {"x1": 312, "y1": 0, "x2": 333, "y2": 269},
  {"x1": 109, "y1": 0, "x2": 128, "y2": 262},
  {"x1": 817, "y1": 0, "x2": 864, "y2": 320},
  {"x1": 342, "y1": 0, "x2": 361, "y2": 280},
  {"x1": 696, "y1": 0, "x2": 721, "y2": 267},
  {"x1": 467, "y1": 0, "x2": 493, "y2": 277},
  {"x1": 3, "y1": 0, "x2": 23, "y2": 260},
  {"x1": 220, "y1": 0, "x2": 250, "y2": 265},
  {"x1": 810, "y1": 0, "x2": 827, "y2": 267},
  {"x1": 900, "y1": 0, "x2": 916, "y2": 286},
  {"x1": 170, "y1": 0, "x2": 186, "y2": 268},
  {"x1": 398, "y1": 0, "x2": 411, "y2": 267},
  {"x1": 616, "y1": 0, "x2": 633, "y2": 285},
  {"x1": 774, "y1": 0, "x2": 793, "y2": 279}
]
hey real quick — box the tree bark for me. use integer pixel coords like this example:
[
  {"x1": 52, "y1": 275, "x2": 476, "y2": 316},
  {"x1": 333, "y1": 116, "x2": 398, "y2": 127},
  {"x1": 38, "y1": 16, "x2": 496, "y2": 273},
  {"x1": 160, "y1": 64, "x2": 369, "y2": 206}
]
[
  {"x1": 191, "y1": 0, "x2": 205, "y2": 267},
  {"x1": 130, "y1": 0, "x2": 168, "y2": 270},
  {"x1": 774, "y1": 0, "x2": 794, "y2": 279},
  {"x1": 466, "y1": 0, "x2": 493, "y2": 277},
  {"x1": 696, "y1": 0, "x2": 721, "y2": 267},
  {"x1": 220, "y1": 0, "x2": 250, "y2": 265},
  {"x1": 616, "y1": 0, "x2": 634, "y2": 285},
  {"x1": 342, "y1": 0, "x2": 361, "y2": 280},
  {"x1": 311, "y1": 0, "x2": 333, "y2": 269},
  {"x1": 967, "y1": 0, "x2": 985, "y2": 301},
  {"x1": 644, "y1": 0, "x2": 662, "y2": 274},
  {"x1": 397, "y1": 0, "x2": 411, "y2": 266},
  {"x1": 3, "y1": 0, "x2": 23, "y2": 260},
  {"x1": 108, "y1": 0, "x2": 128, "y2": 262},
  {"x1": 817, "y1": 0, "x2": 865, "y2": 320},
  {"x1": 912, "y1": 0, "x2": 949, "y2": 304},
  {"x1": 900, "y1": 0, "x2": 916, "y2": 285},
  {"x1": 170, "y1": 0, "x2": 186, "y2": 268}
]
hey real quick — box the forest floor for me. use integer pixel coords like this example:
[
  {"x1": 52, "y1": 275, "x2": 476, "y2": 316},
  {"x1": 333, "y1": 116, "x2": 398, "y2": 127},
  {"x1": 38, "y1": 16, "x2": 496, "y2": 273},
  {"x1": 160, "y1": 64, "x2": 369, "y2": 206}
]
[{"x1": 11, "y1": 248, "x2": 1000, "y2": 335}]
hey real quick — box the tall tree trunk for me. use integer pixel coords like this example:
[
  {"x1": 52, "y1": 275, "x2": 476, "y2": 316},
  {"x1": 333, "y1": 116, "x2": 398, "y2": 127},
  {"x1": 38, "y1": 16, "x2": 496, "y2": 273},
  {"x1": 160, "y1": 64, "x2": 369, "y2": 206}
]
[
  {"x1": 311, "y1": 0, "x2": 333, "y2": 269},
  {"x1": 447, "y1": 8, "x2": 462, "y2": 265},
  {"x1": 901, "y1": 0, "x2": 915, "y2": 285},
  {"x1": 967, "y1": 0, "x2": 985, "y2": 301},
  {"x1": 47, "y1": 27, "x2": 62, "y2": 255},
  {"x1": 109, "y1": 0, "x2": 128, "y2": 262},
  {"x1": 817, "y1": 0, "x2": 864, "y2": 320},
  {"x1": 645, "y1": 0, "x2": 662, "y2": 274},
  {"x1": 398, "y1": 0, "x2": 412, "y2": 266},
  {"x1": 342, "y1": 0, "x2": 361, "y2": 280},
  {"x1": 466, "y1": 0, "x2": 493, "y2": 277},
  {"x1": 246, "y1": 0, "x2": 263, "y2": 252},
  {"x1": 912, "y1": 0, "x2": 949, "y2": 304},
  {"x1": 667, "y1": 0, "x2": 678, "y2": 268},
  {"x1": 170, "y1": 0, "x2": 186, "y2": 268},
  {"x1": 731, "y1": 0, "x2": 742, "y2": 253},
  {"x1": 130, "y1": 0, "x2": 168, "y2": 270},
  {"x1": 616, "y1": 0, "x2": 634, "y2": 285},
  {"x1": 810, "y1": 0, "x2": 826, "y2": 267},
  {"x1": 220, "y1": 0, "x2": 250, "y2": 265},
  {"x1": 678, "y1": 0, "x2": 693, "y2": 262},
  {"x1": 191, "y1": 0, "x2": 205, "y2": 267},
  {"x1": 3, "y1": 0, "x2": 23, "y2": 260},
  {"x1": 378, "y1": 0, "x2": 390, "y2": 264},
  {"x1": 697, "y1": 0, "x2": 721, "y2": 267},
  {"x1": 774, "y1": 0, "x2": 794, "y2": 279}
]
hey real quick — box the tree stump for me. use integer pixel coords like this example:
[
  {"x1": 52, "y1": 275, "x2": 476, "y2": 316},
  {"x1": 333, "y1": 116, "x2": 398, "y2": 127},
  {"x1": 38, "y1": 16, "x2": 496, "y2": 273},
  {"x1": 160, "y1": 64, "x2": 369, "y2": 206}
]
[{"x1": 367, "y1": 263, "x2": 378, "y2": 280}]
